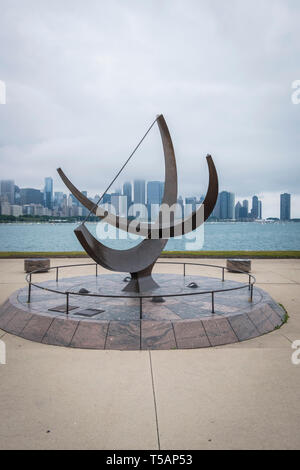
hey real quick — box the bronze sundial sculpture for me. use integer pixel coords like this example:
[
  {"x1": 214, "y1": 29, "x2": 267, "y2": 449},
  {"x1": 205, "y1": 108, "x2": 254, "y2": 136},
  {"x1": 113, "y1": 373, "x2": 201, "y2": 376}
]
[
  {"x1": 57, "y1": 114, "x2": 218, "y2": 292},
  {"x1": 0, "y1": 119, "x2": 286, "y2": 351}
]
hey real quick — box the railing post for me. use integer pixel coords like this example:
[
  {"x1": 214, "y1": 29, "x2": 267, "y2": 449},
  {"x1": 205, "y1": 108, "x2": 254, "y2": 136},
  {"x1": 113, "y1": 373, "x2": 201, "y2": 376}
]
[
  {"x1": 211, "y1": 292, "x2": 215, "y2": 313},
  {"x1": 96, "y1": 264, "x2": 98, "y2": 277},
  {"x1": 250, "y1": 285, "x2": 253, "y2": 302},
  {"x1": 222, "y1": 267, "x2": 225, "y2": 282},
  {"x1": 27, "y1": 274, "x2": 32, "y2": 303},
  {"x1": 66, "y1": 292, "x2": 69, "y2": 315},
  {"x1": 139, "y1": 297, "x2": 143, "y2": 320},
  {"x1": 183, "y1": 263, "x2": 186, "y2": 277},
  {"x1": 248, "y1": 275, "x2": 251, "y2": 290},
  {"x1": 56, "y1": 267, "x2": 59, "y2": 283}
]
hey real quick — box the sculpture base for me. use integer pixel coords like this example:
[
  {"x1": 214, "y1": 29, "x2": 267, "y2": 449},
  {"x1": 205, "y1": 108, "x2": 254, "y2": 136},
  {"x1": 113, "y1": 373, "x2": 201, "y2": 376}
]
[
  {"x1": 122, "y1": 264, "x2": 159, "y2": 293},
  {"x1": 0, "y1": 274, "x2": 286, "y2": 350},
  {"x1": 122, "y1": 274, "x2": 160, "y2": 292}
]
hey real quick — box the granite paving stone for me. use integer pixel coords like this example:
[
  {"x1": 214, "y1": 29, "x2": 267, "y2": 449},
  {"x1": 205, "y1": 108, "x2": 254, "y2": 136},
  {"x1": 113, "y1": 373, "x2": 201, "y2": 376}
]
[
  {"x1": 20, "y1": 315, "x2": 55, "y2": 343},
  {"x1": 141, "y1": 321, "x2": 176, "y2": 350},
  {"x1": 42, "y1": 317, "x2": 79, "y2": 346},
  {"x1": 228, "y1": 314, "x2": 260, "y2": 341},
  {"x1": 4, "y1": 310, "x2": 33, "y2": 336},
  {"x1": 202, "y1": 317, "x2": 239, "y2": 346},
  {"x1": 0, "y1": 300, "x2": 17, "y2": 329},
  {"x1": 106, "y1": 321, "x2": 140, "y2": 350},
  {"x1": 247, "y1": 308, "x2": 276, "y2": 335},
  {"x1": 173, "y1": 320, "x2": 211, "y2": 348},
  {"x1": 70, "y1": 321, "x2": 108, "y2": 349}
]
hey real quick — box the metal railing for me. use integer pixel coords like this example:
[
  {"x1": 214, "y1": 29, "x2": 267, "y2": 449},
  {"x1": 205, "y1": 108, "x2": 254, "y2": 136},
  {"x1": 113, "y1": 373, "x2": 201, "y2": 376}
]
[{"x1": 26, "y1": 261, "x2": 256, "y2": 319}]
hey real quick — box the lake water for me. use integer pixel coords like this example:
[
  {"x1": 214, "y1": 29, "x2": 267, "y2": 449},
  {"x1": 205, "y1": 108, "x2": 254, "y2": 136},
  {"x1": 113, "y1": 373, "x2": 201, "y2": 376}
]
[{"x1": 0, "y1": 221, "x2": 299, "y2": 252}]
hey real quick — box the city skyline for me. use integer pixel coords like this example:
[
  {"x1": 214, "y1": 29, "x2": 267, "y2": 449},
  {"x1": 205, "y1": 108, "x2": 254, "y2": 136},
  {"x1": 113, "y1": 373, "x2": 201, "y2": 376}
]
[
  {"x1": 0, "y1": 176, "x2": 294, "y2": 221},
  {"x1": 0, "y1": 168, "x2": 296, "y2": 219}
]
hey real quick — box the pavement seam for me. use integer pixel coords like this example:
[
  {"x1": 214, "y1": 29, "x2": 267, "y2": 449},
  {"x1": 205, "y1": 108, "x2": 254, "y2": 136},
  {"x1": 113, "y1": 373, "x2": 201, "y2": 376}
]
[
  {"x1": 41, "y1": 317, "x2": 56, "y2": 343},
  {"x1": 268, "y1": 270, "x2": 300, "y2": 284},
  {"x1": 200, "y1": 319, "x2": 212, "y2": 346},
  {"x1": 0, "y1": 309, "x2": 18, "y2": 330},
  {"x1": 16, "y1": 314, "x2": 33, "y2": 336},
  {"x1": 149, "y1": 351, "x2": 161, "y2": 451},
  {"x1": 171, "y1": 322, "x2": 178, "y2": 349},
  {"x1": 225, "y1": 316, "x2": 241, "y2": 342},
  {"x1": 278, "y1": 332, "x2": 294, "y2": 344},
  {"x1": 68, "y1": 320, "x2": 80, "y2": 347},
  {"x1": 104, "y1": 321, "x2": 110, "y2": 350},
  {"x1": 140, "y1": 320, "x2": 142, "y2": 351},
  {"x1": 244, "y1": 313, "x2": 261, "y2": 337},
  {"x1": 256, "y1": 282, "x2": 298, "y2": 285}
]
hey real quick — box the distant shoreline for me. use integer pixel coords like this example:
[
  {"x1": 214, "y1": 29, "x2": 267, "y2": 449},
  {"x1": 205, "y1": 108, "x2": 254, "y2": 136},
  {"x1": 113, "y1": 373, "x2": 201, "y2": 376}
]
[
  {"x1": 0, "y1": 215, "x2": 300, "y2": 225},
  {"x1": 1, "y1": 220, "x2": 300, "y2": 225},
  {"x1": 0, "y1": 250, "x2": 299, "y2": 259}
]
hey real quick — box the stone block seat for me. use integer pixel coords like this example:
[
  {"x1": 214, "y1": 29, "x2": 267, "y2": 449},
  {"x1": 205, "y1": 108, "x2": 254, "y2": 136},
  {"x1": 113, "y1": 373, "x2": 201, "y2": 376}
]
[
  {"x1": 24, "y1": 258, "x2": 50, "y2": 273},
  {"x1": 226, "y1": 258, "x2": 251, "y2": 273}
]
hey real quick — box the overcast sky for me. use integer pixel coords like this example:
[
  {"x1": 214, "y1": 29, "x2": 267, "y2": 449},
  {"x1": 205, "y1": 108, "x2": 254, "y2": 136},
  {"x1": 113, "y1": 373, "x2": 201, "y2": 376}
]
[{"x1": 0, "y1": 0, "x2": 299, "y2": 217}]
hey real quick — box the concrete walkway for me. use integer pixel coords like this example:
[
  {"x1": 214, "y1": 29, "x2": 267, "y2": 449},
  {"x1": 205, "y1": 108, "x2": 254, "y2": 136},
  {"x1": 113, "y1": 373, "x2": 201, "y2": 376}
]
[{"x1": 0, "y1": 258, "x2": 299, "y2": 450}]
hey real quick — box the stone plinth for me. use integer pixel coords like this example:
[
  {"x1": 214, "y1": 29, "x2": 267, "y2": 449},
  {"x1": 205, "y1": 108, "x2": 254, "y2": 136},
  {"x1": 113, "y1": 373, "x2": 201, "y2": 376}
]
[
  {"x1": 227, "y1": 258, "x2": 251, "y2": 273},
  {"x1": 24, "y1": 258, "x2": 50, "y2": 273}
]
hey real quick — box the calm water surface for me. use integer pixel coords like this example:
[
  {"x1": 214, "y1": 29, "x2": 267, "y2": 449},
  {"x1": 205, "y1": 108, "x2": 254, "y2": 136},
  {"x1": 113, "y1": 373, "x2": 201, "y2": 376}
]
[{"x1": 0, "y1": 222, "x2": 299, "y2": 252}]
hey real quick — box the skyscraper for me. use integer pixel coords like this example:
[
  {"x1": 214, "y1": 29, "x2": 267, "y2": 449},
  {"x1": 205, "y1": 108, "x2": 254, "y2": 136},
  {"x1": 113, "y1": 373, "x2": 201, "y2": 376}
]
[
  {"x1": 101, "y1": 193, "x2": 111, "y2": 205},
  {"x1": 20, "y1": 188, "x2": 43, "y2": 205},
  {"x1": 185, "y1": 197, "x2": 197, "y2": 215},
  {"x1": 258, "y1": 200, "x2": 262, "y2": 219},
  {"x1": 235, "y1": 201, "x2": 242, "y2": 220},
  {"x1": 219, "y1": 192, "x2": 227, "y2": 219},
  {"x1": 54, "y1": 192, "x2": 64, "y2": 207},
  {"x1": 239, "y1": 206, "x2": 248, "y2": 219},
  {"x1": 176, "y1": 196, "x2": 184, "y2": 219},
  {"x1": 251, "y1": 195, "x2": 262, "y2": 219},
  {"x1": 111, "y1": 194, "x2": 127, "y2": 216},
  {"x1": 14, "y1": 185, "x2": 21, "y2": 205},
  {"x1": 159, "y1": 182, "x2": 164, "y2": 203},
  {"x1": 219, "y1": 191, "x2": 235, "y2": 219},
  {"x1": 147, "y1": 181, "x2": 162, "y2": 205},
  {"x1": 78, "y1": 191, "x2": 89, "y2": 217},
  {"x1": 212, "y1": 193, "x2": 220, "y2": 219},
  {"x1": 69, "y1": 194, "x2": 79, "y2": 207},
  {"x1": 280, "y1": 193, "x2": 291, "y2": 220},
  {"x1": 44, "y1": 177, "x2": 53, "y2": 209},
  {"x1": 0, "y1": 180, "x2": 15, "y2": 204},
  {"x1": 61, "y1": 194, "x2": 68, "y2": 216},
  {"x1": 251, "y1": 196, "x2": 259, "y2": 219},
  {"x1": 134, "y1": 179, "x2": 145, "y2": 205},
  {"x1": 228, "y1": 192, "x2": 235, "y2": 219},
  {"x1": 123, "y1": 182, "x2": 132, "y2": 208},
  {"x1": 242, "y1": 199, "x2": 249, "y2": 216}
]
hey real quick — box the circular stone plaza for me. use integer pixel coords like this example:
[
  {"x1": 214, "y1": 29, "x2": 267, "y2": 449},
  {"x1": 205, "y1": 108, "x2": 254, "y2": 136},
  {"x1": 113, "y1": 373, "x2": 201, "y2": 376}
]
[{"x1": 0, "y1": 263, "x2": 286, "y2": 350}]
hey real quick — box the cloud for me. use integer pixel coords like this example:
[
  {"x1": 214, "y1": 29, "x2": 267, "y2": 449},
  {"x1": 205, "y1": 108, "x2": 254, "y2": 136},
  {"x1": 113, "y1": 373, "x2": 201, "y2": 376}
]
[{"x1": 0, "y1": 0, "x2": 299, "y2": 217}]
